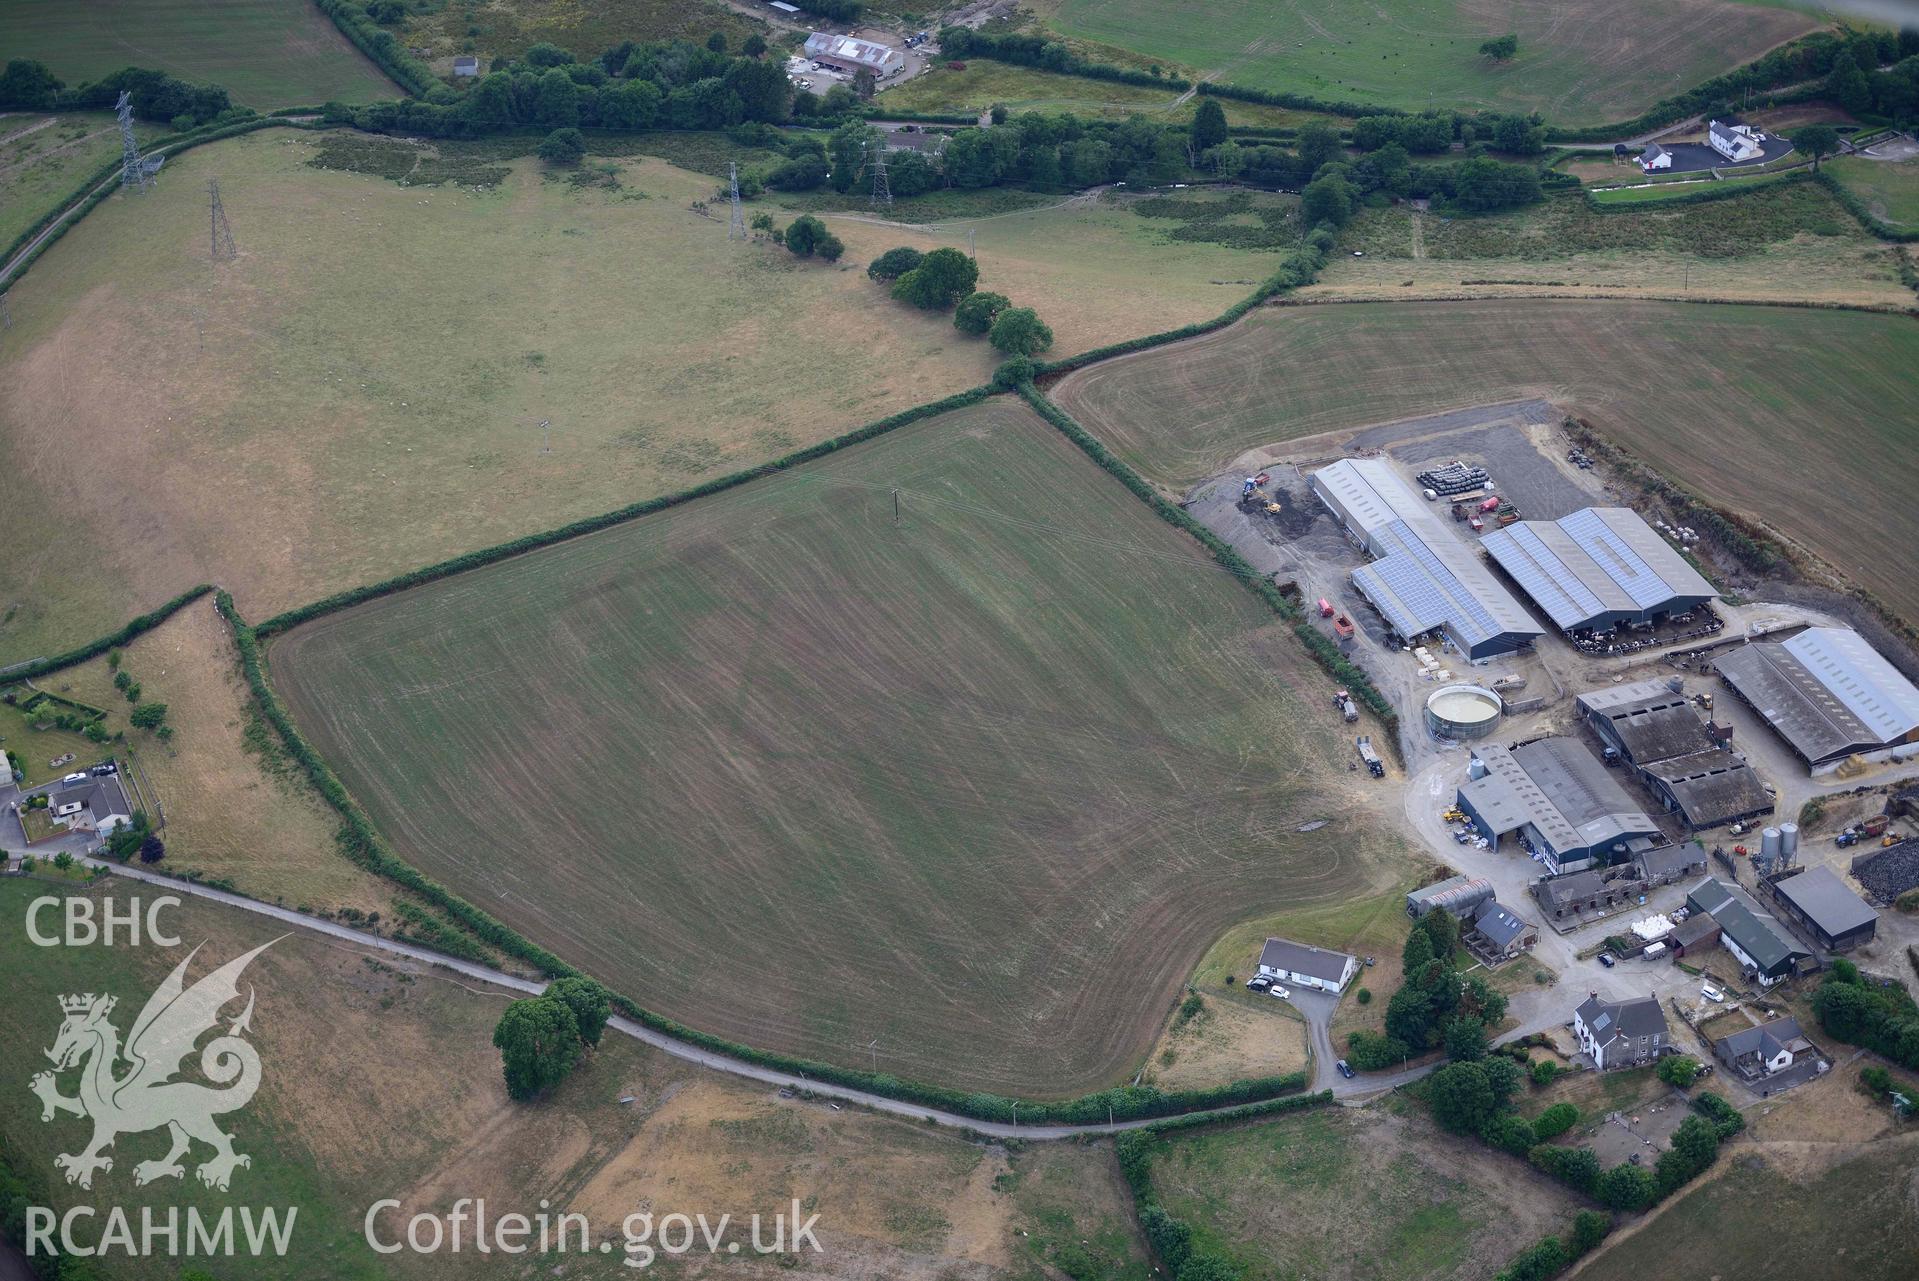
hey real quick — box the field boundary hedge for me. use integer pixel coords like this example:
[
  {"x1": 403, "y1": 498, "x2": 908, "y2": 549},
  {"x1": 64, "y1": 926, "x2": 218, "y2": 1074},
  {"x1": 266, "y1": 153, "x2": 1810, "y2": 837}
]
[
  {"x1": 253, "y1": 385, "x2": 998, "y2": 636},
  {"x1": 0, "y1": 586, "x2": 211, "y2": 684},
  {"x1": 1816, "y1": 169, "x2": 1919, "y2": 243},
  {"x1": 1585, "y1": 170, "x2": 1810, "y2": 211},
  {"x1": 182, "y1": 597, "x2": 1333, "y2": 1129},
  {"x1": 1195, "y1": 81, "x2": 1386, "y2": 120},
  {"x1": 1015, "y1": 382, "x2": 1399, "y2": 732},
  {"x1": 313, "y1": 0, "x2": 434, "y2": 98}
]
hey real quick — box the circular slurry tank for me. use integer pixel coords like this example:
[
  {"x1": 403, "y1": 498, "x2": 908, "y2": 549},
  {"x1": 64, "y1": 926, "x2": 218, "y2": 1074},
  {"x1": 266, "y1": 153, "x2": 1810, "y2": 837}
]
[{"x1": 1426, "y1": 684, "x2": 1504, "y2": 739}]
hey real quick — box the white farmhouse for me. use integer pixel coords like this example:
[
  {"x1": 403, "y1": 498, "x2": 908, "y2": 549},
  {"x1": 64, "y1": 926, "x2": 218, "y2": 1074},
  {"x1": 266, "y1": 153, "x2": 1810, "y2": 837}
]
[
  {"x1": 1707, "y1": 119, "x2": 1764, "y2": 163},
  {"x1": 1638, "y1": 142, "x2": 1672, "y2": 172},
  {"x1": 1572, "y1": 993, "x2": 1668, "y2": 1069},
  {"x1": 1256, "y1": 938, "x2": 1359, "y2": 994}
]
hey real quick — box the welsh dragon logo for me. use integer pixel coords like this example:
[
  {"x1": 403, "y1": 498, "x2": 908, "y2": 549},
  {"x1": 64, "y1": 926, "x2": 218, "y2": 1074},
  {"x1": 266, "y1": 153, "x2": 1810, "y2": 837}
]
[{"x1": 30, "y1": 939, "x2": 280, "y2": 1192}]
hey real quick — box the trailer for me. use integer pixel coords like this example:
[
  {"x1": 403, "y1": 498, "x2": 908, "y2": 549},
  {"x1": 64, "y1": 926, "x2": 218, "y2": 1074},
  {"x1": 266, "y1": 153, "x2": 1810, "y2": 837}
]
[
  {"x1": 1333, "y1": 614, "x2": 1356, "y2": 641},
  {"x1": 1356, "y1": 736, "x2": 1384, "y2": 778}
]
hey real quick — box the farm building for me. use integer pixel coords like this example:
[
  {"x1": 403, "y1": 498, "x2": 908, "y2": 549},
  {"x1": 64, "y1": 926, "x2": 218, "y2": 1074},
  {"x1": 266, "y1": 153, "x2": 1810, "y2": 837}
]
[
  {"x1": 802, "y1": 32, "x2": 905, "y2": 76},
  {"x1": 1456, "y1": 738, "x2": 1661, "y2": 875},
  {"x1": 1310, "y1": 458, "x2": 1544, "y2": 661},
  {"x1": 1686, "y1": 877, "x2": 1813, "y2": 985},
  {"x1": 1573, "y1": 994, "x2": 1668, "y2": 1070},
  {"x1": 1481, "y1": 507, "x2": 1715, "y2": 636},
  {"x1": 1713, "y1": 1017, "x2": 1824, "y2": 1091},
  {"x1": 1465, "y1": 898, "x2": 1537, "y2": 960},
  {"x1": 1707, "y1": 119, "x2": 1765, "y2": 163},
  {"x1": 1577, "y1": 680, "x2": 1774, "y2": 829},
  {"x1": 1255, "y1": 937, "x2": 1358, "y2": 993},
  {"x1": 1405, "y1": 874, "x2": 1494, "y2": 919},
  {"x1": 1638, "y1": 142, "x2": 1672, "y2": 171},
  {"x1": 1670, "y1": 911, "x2": 1720, "y2": 957},
  {"x1": 1531, "y1": 868, "x2": 1617, "y2": 919},
  {"x1": 452, "y1": 56, "x2": 480, "y2": 77},
  {"x1": 1715, "y1": 627, "x2": 1919, "y2": 772},
  {"x1": 1634, "y1": 840, "x2": 1708, "y2": 886},
  {"x1": 1765, "y1": 866, "x2": 1877, "y2": 951}
]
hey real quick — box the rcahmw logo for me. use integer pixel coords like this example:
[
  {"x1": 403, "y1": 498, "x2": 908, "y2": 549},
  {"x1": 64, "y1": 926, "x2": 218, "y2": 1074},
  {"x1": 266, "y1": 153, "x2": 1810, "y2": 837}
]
[{"x1": 24, "y1": 935, "x2": 301, "y2": 1259}]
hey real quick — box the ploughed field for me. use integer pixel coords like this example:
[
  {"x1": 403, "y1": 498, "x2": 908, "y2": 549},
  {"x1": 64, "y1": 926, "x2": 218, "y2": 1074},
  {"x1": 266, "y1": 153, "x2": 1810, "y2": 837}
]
[
  {"x1": 269, "y1": 398, "x2": 1397, "y2": 1094},
  {"x1": 1036, "y1": 0, "x2": 1817, "y2": 120},
  {"x1": 1051, "y1": 299, "x2": 1919, "y2": 627}
]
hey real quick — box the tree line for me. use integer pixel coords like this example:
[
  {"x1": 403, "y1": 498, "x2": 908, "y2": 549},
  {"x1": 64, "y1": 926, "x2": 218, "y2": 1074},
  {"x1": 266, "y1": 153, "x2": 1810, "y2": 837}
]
[{"x1": 0, "y1": 60, "x2": 234, "y2": 129}]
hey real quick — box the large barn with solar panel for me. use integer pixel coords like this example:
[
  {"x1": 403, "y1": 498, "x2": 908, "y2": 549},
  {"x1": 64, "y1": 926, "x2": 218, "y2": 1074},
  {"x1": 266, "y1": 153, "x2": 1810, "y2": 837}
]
[{"x1": 1481, "y1": 507, "x2": 1717, "y2": 636}]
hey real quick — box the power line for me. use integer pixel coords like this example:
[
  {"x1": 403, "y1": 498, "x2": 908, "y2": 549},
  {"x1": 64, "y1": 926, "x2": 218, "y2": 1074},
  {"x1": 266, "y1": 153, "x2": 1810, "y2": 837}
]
[
  {"x1": 208, "y1": 178, "x2": 237, "y2": 261},
  {"x1": 116, "y1": 92, "x2": 162, "y2": 193},
  {"x1": 727, "y1": 161, "x2": 746, "y2": 240}
]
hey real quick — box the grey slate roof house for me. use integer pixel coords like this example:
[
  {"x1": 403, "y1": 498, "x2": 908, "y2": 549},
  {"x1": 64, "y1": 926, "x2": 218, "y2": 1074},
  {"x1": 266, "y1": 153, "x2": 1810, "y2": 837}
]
[
  {"x1": 44, "y1": 777, "x2": 133, "y2": 835},
  {"x1": 1256, "y1": 938, "x2": 1358, "y2": 993},
  {"x1": 1573, "y1": 993, "x2": 1668, "y2": 1069},
  {"x1": 1714, "y1": 1017, "x2": 1822, "y2": 1091},
  {"x1": 1468, "y1": 898, "x2": 1537, "y2": 958}
]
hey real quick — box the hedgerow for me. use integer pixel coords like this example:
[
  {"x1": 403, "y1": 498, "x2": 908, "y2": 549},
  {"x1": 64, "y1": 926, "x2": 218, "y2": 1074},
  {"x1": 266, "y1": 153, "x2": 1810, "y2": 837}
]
[
  {"x1": 936, "y1": 28, "x2": 1191, "y2": 91},
  {"x1": 0, "y1": 586, "x2": 212, "y2": 684},
  {"x1": 1815, "y1": 169, "x2": 1919, "y2": 244},
  {"x1": 1015, "y1": 381, "x2": 1398, "y2": 732},
  {"x1": 314, "y1": 0, "x2": 437, "y2": 97},
  {"x1": 255, "y1": 385, "x2": 998, "y2": 636},
  {"x1": 1196, "y1": 81, "x2": 1389, "y2": 120}
]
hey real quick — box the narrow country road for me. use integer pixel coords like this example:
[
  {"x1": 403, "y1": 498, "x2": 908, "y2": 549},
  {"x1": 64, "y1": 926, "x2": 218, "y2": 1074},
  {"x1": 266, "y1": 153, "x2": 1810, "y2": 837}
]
[{"x1": 73, "y1": 856, "x2": 1408, "y2": 1138}]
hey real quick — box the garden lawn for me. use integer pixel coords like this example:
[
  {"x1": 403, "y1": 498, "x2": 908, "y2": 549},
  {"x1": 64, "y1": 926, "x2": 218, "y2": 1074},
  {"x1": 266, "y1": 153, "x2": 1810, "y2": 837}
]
[
  {"x1": 268, "y1": 397, "x2": 1406, "y2": 1094},
  {"x1": 1051, "y1": 299, "x2": 1919, "y2": 627},
  {"x1": 0, "y1": 0, "x2": 398, "y2": 108}
]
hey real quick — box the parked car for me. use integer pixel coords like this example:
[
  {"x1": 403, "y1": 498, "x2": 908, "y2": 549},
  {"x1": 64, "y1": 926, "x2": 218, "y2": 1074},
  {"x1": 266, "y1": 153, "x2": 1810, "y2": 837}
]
[
  {"x1": 61, "y1": 772, "x2": 87, "y2": 784},
  {"x1": 1336, "y1": 1059, "x2": 1355, "y2": 1079},
  {"x1": 1700, "y1": 984, "x2": 1724, "y2": 1003},
  {"x1": 1267, "y1": 984, "x2": 1291, "y2": 1000},
  {"x1": 91, "y1": 762, "x2": 117, "y2": 776},
  {"x1": 1246, "y1": 976, "x2": 1271, "y2": 991},
  {"x1": 1598, "y1": 953, "x2": 1616, "y2": 968}
]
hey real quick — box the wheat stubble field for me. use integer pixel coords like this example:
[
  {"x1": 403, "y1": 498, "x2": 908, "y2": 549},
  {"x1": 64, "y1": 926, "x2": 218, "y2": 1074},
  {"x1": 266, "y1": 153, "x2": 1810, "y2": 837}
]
[
  {"x1": 269, "y1": 398, "x2": 1402, "y2": 1094},
  {"x1": 1052, "y1": 299, "x2": 1919, "y2": 626}
]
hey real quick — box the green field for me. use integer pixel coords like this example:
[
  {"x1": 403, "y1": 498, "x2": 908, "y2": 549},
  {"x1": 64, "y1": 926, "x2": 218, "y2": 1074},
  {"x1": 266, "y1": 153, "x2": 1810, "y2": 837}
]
[
  {"x1": 1142, "y1": 1106, "x2": 1582, "y2": 1280},
  {"x1": 0, "y1": 0, "x2": 399, "y2": 108},
  {"x1": 268, "y1": 397, "x2": 1405, "y2": 1094},
  {"x1": 1051, "y1": 299, "x2": 1919, "y2": 626},
  {"x1": 0, "y1": 111, "x2": 162, "y2": 253},
  {"x1": 1036, "y1": 0, "x2": 1819, "y2": 119},
  {"x1": 875, "y1": 59, "x2": 1342, "y2": 128},
  {"x1": 0, "y1": 129, "x2": 1292, "y2": 663},
  {"x1": 399, "y1": 0, "x2": 763, "y2": 78},
  {"x1": 1587, "y1": 174, "x2": 1798, "y2": 204},
  {"x1": 1829, "y1": 155, "x2": 1919, "y2": 229}
]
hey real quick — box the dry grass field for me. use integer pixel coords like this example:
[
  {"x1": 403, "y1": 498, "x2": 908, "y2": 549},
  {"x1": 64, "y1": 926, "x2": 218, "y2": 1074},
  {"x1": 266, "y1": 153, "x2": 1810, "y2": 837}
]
[
  {"x1": 0, "y1": 129, "x2": 1280, "y2": 663},
  {"x1": 1309, "y1": 183, "x2": 1913, "y2": 309},
  {"x1": 268, "y1": 397, "x2": 1407, "y2": 1094},
  {"x1": 0, "y1": 0, "x2": 398, "y2": 109},
  {"x1": 1829, "y1": 154, "x2": 1919, "y2": 229},
  {"x1": 1145, "y1": 1105, "x2": 1584, "y2": 1280},
  {"x1": 1033, "y1": 0, "x2": 1818, "y2": 119},
  {"x1": 47, "y1": 596, "x2": 389, "y2": 913},
  {"x1": 1140, "y1": 991, "x2": 1310, "y2": 1092},
  {"x1": 1050, "y1": 299, "x2": 1919, "y2": 626},
  {"x1": 1578, "y1": 1070, "x2": 1919, "y2": 1281},
  {"x1": 0, "y1": 110, "x2": 161, "y2": 251},
  {"x1": 875, "y1": 60, "x2": 1343, "y2": 129},
  {"x1": 0, "y1": 878, "x2": 1152, "y2": 1279}
]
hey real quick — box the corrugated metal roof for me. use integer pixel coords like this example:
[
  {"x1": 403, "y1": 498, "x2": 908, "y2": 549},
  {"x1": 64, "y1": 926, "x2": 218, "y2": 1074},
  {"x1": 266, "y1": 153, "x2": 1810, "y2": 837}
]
[
  {"x1": 1772, "y1": 866, "x2": 1876, "y2": 938},
  {"x1": 1460, "y1": 739, "x2": 1658, "y2": 856},
  {"x1": 1313, "y1": 460, "x2": 1542, "y2": 656},
  {"x1": 1781, "y1": 627, "x2": 1919, "y2": 745},
  {"x1": 1482, "y1": 507, "x2": 1714, "y2": 632}
]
